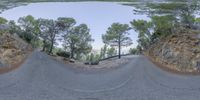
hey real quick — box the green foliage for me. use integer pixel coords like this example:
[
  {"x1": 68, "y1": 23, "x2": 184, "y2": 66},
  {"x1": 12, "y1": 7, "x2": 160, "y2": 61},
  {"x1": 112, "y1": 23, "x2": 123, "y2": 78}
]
[
  {"x1": 131, "y1": 1, "x2": 200, "y2": 53},
  {"x1": 18, "y1": 15, "x2": 41, "y2": 47},
  {"x1": 107, "y1": 47, "x2": 117, "y2": 57},
  {"x1": 62, "y1": 23, "x2": 93, "y2": 59},
  {"x1": 102, "y1": 23, "x2": 132, "y2": 59},
  {"x1": 131, "y1": 15, "x2": 177, "y2": 51},
  {"x1": 0, "y1": 17, "x2": 8, "y2": 24},
  {"x1": 147, "y1": 0, "x2": 200, "y2": 28},
  {"x1": 37, "y1": 18, "x2": 61, "y2": 54},
  {"x1": 0, "y1": 17, "x2": 9, "y2": 35},
  {"x1": 7, "y1": 15, "x2": 93, "y2": 58},
  {"x1": 131, "y1": 20, "x2": 152, "y2": 37},
  {"x1": 151, "y1": 15, "x2": 176, "y2": 38},
  {"x1": 147, "y1": 2, "x2": 186, "y2": 11},
  {"x1": 100, "y1": 44, "x2": 107, "y2": 59},
  {"x1": 57, "y1": 17, "x2": 76, "y2": 31},
  {"x1": 129, "y1": 48, "x2": 138, "y2": 54},
  {"x1": 195, "y1": 18, "x2": 200, "y2": 23},
  {"x1": 56, "y1": 51, "x2": 70, "y2": 58},
  {"x1": 130, "y1": 20, "x2": 152, "y2": 50},
  {"x1": 90, "y1": 53, "x2": 94, "y2": 62},
  {"x1": 8, "y1": 20, "x2": 21, "y2": 34},
  {"x1": 85, "y1": 53, "x2": 100, "y2": 63}
]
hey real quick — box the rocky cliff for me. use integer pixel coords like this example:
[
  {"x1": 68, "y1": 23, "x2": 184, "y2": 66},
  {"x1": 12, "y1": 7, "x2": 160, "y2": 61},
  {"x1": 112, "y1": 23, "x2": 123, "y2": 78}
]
[
  {"x1": 0, "y1": 33, "x2": 31, "y2": 67},
  {"x1": 146, "y1": 29, "x2": 200, "y2": 73}
]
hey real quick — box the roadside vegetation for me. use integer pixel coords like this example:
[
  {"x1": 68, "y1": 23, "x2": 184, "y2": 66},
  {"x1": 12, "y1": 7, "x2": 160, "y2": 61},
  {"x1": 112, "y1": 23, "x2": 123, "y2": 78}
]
[
  {"x1": 130, "y1": 0, "x2": 200, "y2": 72},
  {"x1": 130, "y1": 0, "x2": 200, "y2": 53},
  {"x1": 0, "y1": 15, "x2": 133, "y2": 65}
]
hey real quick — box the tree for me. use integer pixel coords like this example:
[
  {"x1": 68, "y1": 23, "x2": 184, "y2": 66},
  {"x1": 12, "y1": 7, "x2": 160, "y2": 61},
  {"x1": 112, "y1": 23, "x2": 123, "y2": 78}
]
[
  {"x1": 86, "y1": 53, "x2": 100, "y2": 64},
  {"x1": 0, "y1": 17, "x2": 8, "y2": 24},
  {"x1": 18, "y1": 15, "x2": 40, "y2": 47},
  {"x1": 0, "y1": 17, "x2": 9, "y2": 35},
  {"x1": 58, "y1": 17, "x2": 76, "y2": 51},
  {"x1": 46, "y1": 19, "x2": 60, "y2": 54},
  {"x1": 131, "y1": 20, "x2": 152, "y2": 38},
  {"x1": 38, "y1": 18, "x2": 50, "y2": 52},
  {"x1": 37, "y1": 18, "x2": 60, "y2": 54},
  {"x1": 102, "y1": 23, "x2": 132, "y2": 59},
  {"x1": 131, "y1": 15, "x2": 177, "y2": 51},
  {"x1": 8, "y1": 20, "x2": 21, "y2": 35},
  {"x1": 151, "y1": 15, "x2": 177, "y2": 38},
  {"x1": 100, "y1": 44, "x2": 107, "y2": 59},
  {"x1": 146, "y1": 0, "x2": 200, "y2": 29},
  {"x1": 107, "y1": 47, "x2": 117, "y2": 57},
  {"x1": 57, "y1": 17, "x2": 76, "y2": 31},
  {"x1": 129, "y1": 48, "x2": 138, "y2": 55},
  {"x1": 62, "y1": 24, "x2": 93, "y2": 59},
  {"x1": 179, "y1": 0, "x2": 199, "y2": 28},
  {"x1": 130, "y1": 20, "x2": 152, "y2": 50}
]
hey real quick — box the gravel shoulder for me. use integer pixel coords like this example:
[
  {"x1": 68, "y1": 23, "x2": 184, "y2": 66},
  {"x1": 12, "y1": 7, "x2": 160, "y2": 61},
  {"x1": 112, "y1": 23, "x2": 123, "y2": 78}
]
[{"x1": 51, "y1": 55, "x2": 134, "y2": 70}]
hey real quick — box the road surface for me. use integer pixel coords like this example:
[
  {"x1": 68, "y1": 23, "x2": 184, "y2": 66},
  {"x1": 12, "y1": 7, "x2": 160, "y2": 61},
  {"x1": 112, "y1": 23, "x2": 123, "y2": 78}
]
[{"x1": 0, "y1": 51, "x2": 200, "y2": 100}]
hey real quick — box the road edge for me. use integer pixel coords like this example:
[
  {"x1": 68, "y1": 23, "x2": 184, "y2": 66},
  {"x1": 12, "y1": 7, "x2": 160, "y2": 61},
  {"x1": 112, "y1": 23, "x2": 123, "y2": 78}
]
[
  {"x1": 146, "y1": 55, "x2": 200, "y2": 75},
  {"x1": 0, "y1": 50, "x2": 33, "y2": 74}
]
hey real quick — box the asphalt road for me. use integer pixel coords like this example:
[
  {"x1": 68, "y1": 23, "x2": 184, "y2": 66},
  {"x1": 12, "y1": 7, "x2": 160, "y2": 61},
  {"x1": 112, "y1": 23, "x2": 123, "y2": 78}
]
[{"x1": 0, "y1": 51, "x2": 200, "y2": 100}]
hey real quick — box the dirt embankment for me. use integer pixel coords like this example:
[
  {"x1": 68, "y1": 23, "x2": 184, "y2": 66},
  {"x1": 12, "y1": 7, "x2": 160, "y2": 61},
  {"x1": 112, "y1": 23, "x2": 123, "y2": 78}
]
[
  {"x1": 145, "y1": 29, "x2": 200, "y2": 74},
  {"x1": 0, "y1": 33, "x2": 32, "y2": 74}
]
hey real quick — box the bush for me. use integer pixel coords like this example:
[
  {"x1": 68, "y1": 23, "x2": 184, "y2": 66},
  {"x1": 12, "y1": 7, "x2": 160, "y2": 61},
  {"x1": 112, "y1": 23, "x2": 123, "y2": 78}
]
[
  {"x1": 129, "y1": 48, "x2": 139, "y2": 55},
  {"x1": 84, "y1": 53, "x2": 100, "y2": 65},
  {"x1": 56, "y1": 51, "x2": 70, "y2": 58}
]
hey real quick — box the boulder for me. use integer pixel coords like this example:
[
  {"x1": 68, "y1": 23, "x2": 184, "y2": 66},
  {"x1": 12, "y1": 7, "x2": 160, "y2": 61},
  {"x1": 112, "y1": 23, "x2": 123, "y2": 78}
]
[{"x1": 69, "y1": 59, "x2": 75, "y2": 63}]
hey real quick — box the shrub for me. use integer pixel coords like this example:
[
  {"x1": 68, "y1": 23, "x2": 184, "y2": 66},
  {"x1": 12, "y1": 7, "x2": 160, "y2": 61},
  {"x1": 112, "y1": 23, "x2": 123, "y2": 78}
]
[
  {"x1": 56, "y1": 51, "x2": 70, "y2": 58},
  {"x1": 84, "y1": 53, "x2": 100, "y2": 65},
  {"x1": 129, "y1": 48, "x2": 139, "y2": 55}
]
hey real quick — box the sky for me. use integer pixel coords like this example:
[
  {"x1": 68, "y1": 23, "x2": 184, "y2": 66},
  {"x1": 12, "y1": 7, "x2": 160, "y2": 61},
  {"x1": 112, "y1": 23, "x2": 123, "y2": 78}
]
[{"x1": 0, "y1": 2, "x2": 149, "y2": 53}]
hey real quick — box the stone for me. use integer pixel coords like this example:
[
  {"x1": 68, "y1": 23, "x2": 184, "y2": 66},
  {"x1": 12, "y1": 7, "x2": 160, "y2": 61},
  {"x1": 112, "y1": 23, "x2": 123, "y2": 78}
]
[{"x1": 69, "y1": 59, "x2": 75, "y2": 63}]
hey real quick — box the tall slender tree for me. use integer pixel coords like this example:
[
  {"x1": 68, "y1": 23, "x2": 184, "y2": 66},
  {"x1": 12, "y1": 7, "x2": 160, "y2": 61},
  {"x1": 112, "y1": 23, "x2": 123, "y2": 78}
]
[
  {"x1": 37, "y1": 18, "x2": 60, "y2": 54},
  {"x1": 130, "y1": 20, "x2": 153, "y2": 50},
  {"x1": 107, "y1": 47, "x2": 117, "y2": 57},
  {"x1": 102, "y1": 23, "x2": 132, "y2": 59},
  {"x1": 18, "y1": 15, "x2": 40, "y2": 47},
  {"x1": 62, "y1": 24, "x2": 93, "y2": 59}
]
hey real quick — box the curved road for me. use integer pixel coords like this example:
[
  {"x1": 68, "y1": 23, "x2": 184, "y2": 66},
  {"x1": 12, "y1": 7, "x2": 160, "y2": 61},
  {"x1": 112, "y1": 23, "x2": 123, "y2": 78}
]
[{"x1": 0, "y1": 51, "x2": 200, "y2": 100}]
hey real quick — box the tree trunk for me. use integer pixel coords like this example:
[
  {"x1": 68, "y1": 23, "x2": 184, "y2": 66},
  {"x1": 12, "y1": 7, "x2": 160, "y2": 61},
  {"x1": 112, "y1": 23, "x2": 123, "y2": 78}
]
[
  {"x1": 70, "y1": 44, "x2": 74, "y2": 59},
  {"x1": 118, "y1": 40, "x2": 121, "y2": 59},
  {"x1": 71, "y1": 49, "x2": 74, "y2": 59},
  {"x1": 42, "y1": 40, "x2": 46, "y2": 51},
  {"x1": 49, "y1": 40, "x2": 54, "y2": 54}
]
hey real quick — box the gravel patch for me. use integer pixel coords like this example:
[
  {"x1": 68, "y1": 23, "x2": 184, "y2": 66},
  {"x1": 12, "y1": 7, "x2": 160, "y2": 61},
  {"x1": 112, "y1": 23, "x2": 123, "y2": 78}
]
[
  {"x1": 75, "y1": 58, "x2": 132, "y2": 69},
  {"x1": 52, "y1": 56, "x2": 133, "y2": 69}
]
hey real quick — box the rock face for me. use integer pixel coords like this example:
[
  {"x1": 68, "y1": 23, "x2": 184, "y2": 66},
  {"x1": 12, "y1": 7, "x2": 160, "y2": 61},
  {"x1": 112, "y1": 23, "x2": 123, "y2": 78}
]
[
  {"x1": 0, "y1": 33, "x2": 30, "y2": 67},
  {"x1": 146, "y1": 29, "x2": 200, "y2": 72}
]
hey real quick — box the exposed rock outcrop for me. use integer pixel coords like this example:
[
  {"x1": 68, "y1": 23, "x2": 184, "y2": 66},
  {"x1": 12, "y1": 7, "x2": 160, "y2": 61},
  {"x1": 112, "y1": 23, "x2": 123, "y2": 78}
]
[{"x1": 146, "y1": 29, "x2": 200, "y2": 73}]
